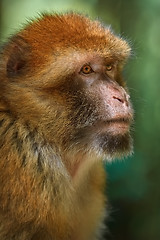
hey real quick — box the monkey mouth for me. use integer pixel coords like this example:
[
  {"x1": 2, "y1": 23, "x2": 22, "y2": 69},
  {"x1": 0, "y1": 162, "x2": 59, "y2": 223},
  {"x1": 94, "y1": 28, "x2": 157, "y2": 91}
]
[
  {"x1": 100, "y1": 117, "x2": 132, "y2": 135},
  {"x1": 105, "y1": 117, "x2": 131, "y2": 124}
]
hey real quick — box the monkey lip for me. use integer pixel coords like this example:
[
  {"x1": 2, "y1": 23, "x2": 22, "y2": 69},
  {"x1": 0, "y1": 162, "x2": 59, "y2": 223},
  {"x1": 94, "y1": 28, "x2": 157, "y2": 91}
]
[
  {"x1": 100, "y1": 117, "x2": 131, "y2": 134},
  {"x1": 106, "y1": 117, "x2": 131, "y2": 124}
]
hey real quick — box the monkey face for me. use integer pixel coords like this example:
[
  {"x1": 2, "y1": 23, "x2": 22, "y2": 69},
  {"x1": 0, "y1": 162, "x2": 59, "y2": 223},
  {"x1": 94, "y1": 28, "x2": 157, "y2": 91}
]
[{"x1": 62, "y1": 53, "x2": 134, "y2": 160}]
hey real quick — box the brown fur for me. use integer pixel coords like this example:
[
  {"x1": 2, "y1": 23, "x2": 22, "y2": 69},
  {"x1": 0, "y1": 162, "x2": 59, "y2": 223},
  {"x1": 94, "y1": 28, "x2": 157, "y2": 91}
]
[{"x1": 0, "y1": 13, "x2": 132, "y2": 240}]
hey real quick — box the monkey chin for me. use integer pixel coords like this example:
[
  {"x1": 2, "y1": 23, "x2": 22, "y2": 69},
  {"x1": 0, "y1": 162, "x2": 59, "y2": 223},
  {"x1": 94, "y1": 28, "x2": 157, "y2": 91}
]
[
  {"x1": 70, "y1": 121, "x2": 133, "y2": 162},
  {"x1": 94, "y1": 123, "x2": 133, "y2": 161},
  {"x1": 98, "y1": 133, "x2": 133, "y2": 161}
]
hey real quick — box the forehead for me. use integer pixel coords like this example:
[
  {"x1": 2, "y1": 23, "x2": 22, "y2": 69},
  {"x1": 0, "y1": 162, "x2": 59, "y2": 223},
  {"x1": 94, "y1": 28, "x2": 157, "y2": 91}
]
[{"x1": 54, "y1": 50, "x2": 113, "y2": 69}]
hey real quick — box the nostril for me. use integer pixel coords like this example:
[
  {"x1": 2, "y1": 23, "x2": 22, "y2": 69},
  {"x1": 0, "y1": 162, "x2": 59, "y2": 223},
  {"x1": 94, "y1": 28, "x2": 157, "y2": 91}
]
[{"x1": 113, "y1": 96, "x2": 124, "y2": 104}]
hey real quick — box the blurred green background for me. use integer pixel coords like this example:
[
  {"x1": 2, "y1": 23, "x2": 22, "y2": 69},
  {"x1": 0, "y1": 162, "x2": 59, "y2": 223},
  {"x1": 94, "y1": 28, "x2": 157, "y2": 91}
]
[{"x1": 0, "y1": 0, "x2": 160, "y2": 239}]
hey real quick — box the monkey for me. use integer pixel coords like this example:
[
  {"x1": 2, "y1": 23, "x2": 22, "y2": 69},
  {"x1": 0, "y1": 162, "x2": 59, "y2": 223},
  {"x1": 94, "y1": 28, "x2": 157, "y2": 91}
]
[{"x1": 0, "y1": 13, "x2": 133, "y2": 240}]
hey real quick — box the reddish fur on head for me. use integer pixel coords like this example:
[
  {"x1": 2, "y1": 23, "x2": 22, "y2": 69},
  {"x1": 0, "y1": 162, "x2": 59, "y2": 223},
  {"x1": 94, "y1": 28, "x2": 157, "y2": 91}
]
[{"x1": 14, "y1": 13, "x2": 131, "y2": 68}]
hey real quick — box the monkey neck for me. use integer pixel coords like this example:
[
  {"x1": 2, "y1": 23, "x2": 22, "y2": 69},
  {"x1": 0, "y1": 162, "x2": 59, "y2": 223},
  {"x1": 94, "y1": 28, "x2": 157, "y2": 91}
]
[
  {"x1": 63, "y1": 151, "x2": 100, "y2": 184},
  {"x1": 65, "y1": 153, "x2": 86, "y2": 178}
]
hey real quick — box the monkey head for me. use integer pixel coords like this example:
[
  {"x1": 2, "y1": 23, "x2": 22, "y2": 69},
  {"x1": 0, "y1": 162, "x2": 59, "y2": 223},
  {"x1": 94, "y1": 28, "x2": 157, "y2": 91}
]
[{"x1": 0, "y1": 13, "x2": 133, "y2": 164}]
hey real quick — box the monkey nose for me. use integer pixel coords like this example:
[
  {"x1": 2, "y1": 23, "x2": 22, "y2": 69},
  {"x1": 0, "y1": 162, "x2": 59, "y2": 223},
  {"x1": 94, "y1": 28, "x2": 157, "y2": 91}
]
[
  {"x1": 112, "y1": 94, "x2": 129, "y2": 107},
  {"x1": 111, "y1": 86, "x2": 129, "y2": 108}
]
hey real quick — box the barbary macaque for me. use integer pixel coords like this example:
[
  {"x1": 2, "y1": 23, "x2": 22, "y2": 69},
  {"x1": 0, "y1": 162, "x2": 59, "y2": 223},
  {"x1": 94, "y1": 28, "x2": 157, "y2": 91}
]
[{"x1": 0, "y1": 13, "x2": 133, "y2": 240}]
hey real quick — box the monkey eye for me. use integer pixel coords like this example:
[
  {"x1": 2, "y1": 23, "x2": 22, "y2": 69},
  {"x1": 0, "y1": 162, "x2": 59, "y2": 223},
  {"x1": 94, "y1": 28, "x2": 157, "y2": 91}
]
[
  {"x1": 105, "y1": 64, "x2": 115, "y2": 79},
  {"x1": 106, "y1": 64, "x2": 113, "y2": 72},
  {"x1": 81, "y1": 65, "x2": 93, "y2": 74}
]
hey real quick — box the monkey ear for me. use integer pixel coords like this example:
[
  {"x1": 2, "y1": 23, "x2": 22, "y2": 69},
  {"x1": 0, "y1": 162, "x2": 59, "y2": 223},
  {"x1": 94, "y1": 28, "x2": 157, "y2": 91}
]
[{"x1": 4, "y1": 36, "x2": 30, "y2": 78}]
